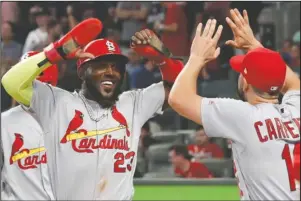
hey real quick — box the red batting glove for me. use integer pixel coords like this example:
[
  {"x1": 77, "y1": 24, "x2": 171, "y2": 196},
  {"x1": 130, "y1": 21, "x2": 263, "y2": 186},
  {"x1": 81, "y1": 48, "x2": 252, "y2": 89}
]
[
  {"x1": 44, "y1": 18, "x2": 103, "y2": 64},
  {"x1": 131, "y1": 32, "x2": 183, "y2": 83},
  {"x1": 131, "y1": 31, "x2": 173, "y2": 64}
]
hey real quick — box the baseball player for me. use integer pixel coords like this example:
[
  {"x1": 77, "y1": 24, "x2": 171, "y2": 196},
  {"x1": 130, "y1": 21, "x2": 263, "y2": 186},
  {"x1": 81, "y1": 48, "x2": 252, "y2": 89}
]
[
  {"x1": 169, "y1": 9, "x2": 300, "y2": 200},
  {"x1": 1, "y1": 18, "x2": 184, "y2": 200},
  {"x1": 1, "y1": 51, "x2": 58, "y2": 200}
]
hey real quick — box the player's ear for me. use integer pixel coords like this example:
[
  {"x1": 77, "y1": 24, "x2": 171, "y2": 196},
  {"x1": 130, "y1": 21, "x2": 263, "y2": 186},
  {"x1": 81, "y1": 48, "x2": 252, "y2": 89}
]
[{"x1": 242, "y1": 77, "x2": 249, "y2": 92}]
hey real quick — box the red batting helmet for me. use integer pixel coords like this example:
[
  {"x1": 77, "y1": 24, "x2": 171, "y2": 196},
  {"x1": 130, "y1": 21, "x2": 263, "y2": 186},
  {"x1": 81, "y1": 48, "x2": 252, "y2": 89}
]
[
  {"x1": 20, "y1": 51, "x2": 59, "y2": 86},
  {"x1": 77, "y1": 39, "x2": 129, "y2": 78}
]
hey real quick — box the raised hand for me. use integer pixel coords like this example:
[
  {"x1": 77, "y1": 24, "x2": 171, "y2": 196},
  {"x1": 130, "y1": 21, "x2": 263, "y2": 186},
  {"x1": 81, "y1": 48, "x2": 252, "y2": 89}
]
[
  {"x1": 131, "y1": 29, "x2": 173, "y2": 60},
  {"x1": 225, "y1": 9, "x2": 263, "y2": 51},
  {"x1": 189, "y1": 19, "x2": 223, "y2": 64},
  {"x1": 131, "y1": 29, "x2": 153, "y2": 45},
  {"x1": 44, "y1": 18, "x2": 102, "y2": 64}
]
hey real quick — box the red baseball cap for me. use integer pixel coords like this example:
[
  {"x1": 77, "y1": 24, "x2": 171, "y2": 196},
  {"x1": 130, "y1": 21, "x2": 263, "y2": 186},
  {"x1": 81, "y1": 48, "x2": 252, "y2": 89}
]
[{"x1": 230, "y1": 47, "x2": 287, "y2": 93}]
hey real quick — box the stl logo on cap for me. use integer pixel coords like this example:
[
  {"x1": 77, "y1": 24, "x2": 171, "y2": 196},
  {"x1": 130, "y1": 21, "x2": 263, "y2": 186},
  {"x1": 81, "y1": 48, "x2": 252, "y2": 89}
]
[{"x1": 106, "y1": 40, "x2": 116, "y2": 52}]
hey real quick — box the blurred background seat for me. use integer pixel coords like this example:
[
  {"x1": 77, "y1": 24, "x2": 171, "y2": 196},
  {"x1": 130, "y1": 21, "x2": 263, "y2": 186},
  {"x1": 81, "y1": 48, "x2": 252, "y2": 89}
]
[
  {"x1": 198, "y1": 158, "x2": 234, "y2": 178},
  {"x1": 146, "y1": 143, "x2": 173, "y2": 172}
]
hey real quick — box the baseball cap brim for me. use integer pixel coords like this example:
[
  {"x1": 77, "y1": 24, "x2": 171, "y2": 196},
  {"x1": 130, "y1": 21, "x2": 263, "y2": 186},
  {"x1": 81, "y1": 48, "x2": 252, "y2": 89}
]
[
  {"x1": 229, "y1": 55, "x2": 245, "y2": 73},
  {"x1": 77, "y1": 54, "x2": 129, "y2": 78}
]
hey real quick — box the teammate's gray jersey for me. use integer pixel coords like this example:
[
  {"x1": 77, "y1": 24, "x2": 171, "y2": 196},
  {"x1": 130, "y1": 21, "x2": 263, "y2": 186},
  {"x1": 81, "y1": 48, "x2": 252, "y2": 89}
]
[
  {"x1": 201, "y1": 90, "x2": 300, "y2": 200},
  {"x1": 29, "y1": 80, "x2": 165, "y2": 200},
  {"x1": 1, "y1": 106, "x2": 54, "y2": 200}
]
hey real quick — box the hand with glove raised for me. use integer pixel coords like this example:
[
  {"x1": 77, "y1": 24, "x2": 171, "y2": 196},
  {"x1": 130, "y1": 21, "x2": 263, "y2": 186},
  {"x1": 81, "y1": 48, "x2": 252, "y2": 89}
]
[
  {"x1": 130, "y1": 29, "x2": 183, "y2": 84},
  {"x1": 130, "y1": 29, "x2": 173, "y2": 64},
  {"x1": 44, "y1": 18, "x2": 103, "y2": 64}
]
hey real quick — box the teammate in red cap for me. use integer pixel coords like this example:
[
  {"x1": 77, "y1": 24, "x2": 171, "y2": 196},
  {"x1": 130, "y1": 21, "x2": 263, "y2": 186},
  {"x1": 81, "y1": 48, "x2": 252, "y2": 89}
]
[
  {"x1": 169, "y1": 9, "x2": 300, "y2": 200},
  {"x1": 1, "y1": 18, "x2": 184, "y2": 200},
  {"x1": 1, "y1": 51, "x2": 58, "y2": 200}
]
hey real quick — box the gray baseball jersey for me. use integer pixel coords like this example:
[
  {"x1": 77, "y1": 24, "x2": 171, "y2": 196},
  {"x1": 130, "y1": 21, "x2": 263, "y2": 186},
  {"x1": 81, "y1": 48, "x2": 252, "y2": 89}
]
[
  {"x1": 1, "y1": 105, "x2": 54, "y2": 200},
  {"x1": 28, "y1": 80, "x2": 165, "y2": 200},
  {"x1": 201, "y1": 90, "x2": 300, "y2": 200}
]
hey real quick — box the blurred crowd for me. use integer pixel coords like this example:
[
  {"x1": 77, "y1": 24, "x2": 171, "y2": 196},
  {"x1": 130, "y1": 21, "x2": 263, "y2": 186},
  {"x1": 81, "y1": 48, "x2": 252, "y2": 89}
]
[
  {"x1": 1, "y1": 2, "x2": 300, "y2": 179},
  {"x1": 1, "y1": 1, "x2": 270, "y2": 110}
]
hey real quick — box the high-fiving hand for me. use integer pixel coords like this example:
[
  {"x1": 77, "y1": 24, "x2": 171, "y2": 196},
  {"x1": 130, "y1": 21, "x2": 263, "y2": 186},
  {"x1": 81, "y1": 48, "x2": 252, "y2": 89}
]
[
  {"x1": 189, "y1": 19, "x2": 223, "y2": 65},
  {"x1": 225, "y1": 9, "x2": 263, "y2": 51}
]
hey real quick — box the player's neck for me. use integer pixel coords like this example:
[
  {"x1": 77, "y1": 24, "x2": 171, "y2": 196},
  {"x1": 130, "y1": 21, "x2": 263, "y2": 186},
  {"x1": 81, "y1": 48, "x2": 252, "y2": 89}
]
[
  {"x1": 81, "y1": 88, "x2": 95, "y2": 102},
  {"x1": 248, "y1": 95, "x2": 278, "y2": 105}
]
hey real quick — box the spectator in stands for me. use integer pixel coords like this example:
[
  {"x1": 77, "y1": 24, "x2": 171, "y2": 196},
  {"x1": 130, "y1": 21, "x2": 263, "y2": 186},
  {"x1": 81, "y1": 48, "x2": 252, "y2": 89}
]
[
  {"x1": 115, "y1": 2, "x2": 151, "y2": 48},
  {"x1": 1, "y1": 20, "x2": 22, "y2": 112},
  {"x1": 137, "y1": 121, "x2": 159, "y2": 173},
  {"x1": 146, "y1": 2, "x2": 165, "y2": 32},
  {"x1": 22, "y1": 7, "x2": 50, "y2": 54},
  {"x1": 28, "y1": 5, "x2": 41, "y2": 28},
  {"x1": 1, "y1": 21, "x2": 22, "y2": 77},
  {"x1": 1, "y1": 2, "x2": 19, "y2": 24},
  {"x1": 66, "y1": 4, "x2": 79, "y2": 29},
  {"x1": 47, "y1": 20, "x2": 62, "y2": 43},
  {"x1": 280, "y1": 39, "x2": 293, "y2": 65},
  {"x1": 130, "y1": 60, "x2": 157, "y2": 89},
  {"x1": 169, "y1": 145, "x2": 213, "y2": 178},
  {"x1": 202, "y1": 2, "x2": 231, "y2": 41},
  {"x1": 187, "y1": 126, "x2": 224, "y2": 160},
  {"x1": 290, "y1": 44, "x2": 300, "y2": 68},
  {"x1": 139, "y1": 121, "x2": 159, "y2": 153},
  {"x1": 33, "y1": 19, "x2": 62, "y2": 52},
  {"x1": 125, "y1": 48, "x2": 143, "y2": 77},
  {"x1": 154, "y1": 2, "x2": 189, "y2": 56},
  {"x1": 184, "y1": 2, "x2": 204, "y2": 41},
  {"x1": 293, "y1": 30, "x2": 300, "y2": 44}
]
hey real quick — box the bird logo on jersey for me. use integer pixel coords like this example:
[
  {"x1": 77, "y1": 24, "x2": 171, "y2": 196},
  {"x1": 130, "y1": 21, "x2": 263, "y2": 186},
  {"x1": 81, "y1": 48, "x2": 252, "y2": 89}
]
[
  {"x1": 60, "y1": 110, "x2": 85, "y2": 144},
  {"x1": 60, "y1": 107, "x2": 131, "y2": 153},
  {"x1": 10, "y1": 133, "x2": 47, "y2": 170}
]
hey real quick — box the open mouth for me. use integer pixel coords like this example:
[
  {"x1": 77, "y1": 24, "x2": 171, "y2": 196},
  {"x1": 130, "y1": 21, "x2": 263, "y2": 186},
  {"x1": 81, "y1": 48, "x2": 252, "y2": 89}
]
[
  {"x1": 99, "y1": 80, "x2": 117, "y2": 91},
  {"x1": 101, "y1": 81, "x2": 114, "y2": 86}
]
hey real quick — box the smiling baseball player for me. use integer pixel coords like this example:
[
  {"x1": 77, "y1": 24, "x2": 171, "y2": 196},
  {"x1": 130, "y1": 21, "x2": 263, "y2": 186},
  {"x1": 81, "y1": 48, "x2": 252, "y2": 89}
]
[
  {"x1": 1, "y1": 51, "x2": 58, "y2": 200},
  {"x1": 169, "y1": 9, "x2": 300, "y2": 200},
  {"x1": 1, "y1": 18, "x2": 184, "y2": 200}
]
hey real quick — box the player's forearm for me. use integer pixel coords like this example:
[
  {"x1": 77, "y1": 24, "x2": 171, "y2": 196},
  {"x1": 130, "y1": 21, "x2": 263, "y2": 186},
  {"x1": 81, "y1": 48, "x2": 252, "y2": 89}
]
[
  {"x1": 1, "y1": 52, "x2": 53, "y2": 106},
  {"x1": 169, "y1": 57, "x2": 204, "y2": 113},
  {"x1": 281, "y1": 66, "x2": 300, "y2": 94}
]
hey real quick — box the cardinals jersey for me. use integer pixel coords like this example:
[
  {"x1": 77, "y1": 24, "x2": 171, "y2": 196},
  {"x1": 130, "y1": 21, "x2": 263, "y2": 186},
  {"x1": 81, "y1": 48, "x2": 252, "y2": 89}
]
[
  {"x1": 1, "y1": 106, "x2": 54, "y2": 200},
  {"x1": 201, "y1": 90, "x2": 300, "y2": 200},
  {"x1": 28, "y1": 80, "x2": 165, "y2": 200}
]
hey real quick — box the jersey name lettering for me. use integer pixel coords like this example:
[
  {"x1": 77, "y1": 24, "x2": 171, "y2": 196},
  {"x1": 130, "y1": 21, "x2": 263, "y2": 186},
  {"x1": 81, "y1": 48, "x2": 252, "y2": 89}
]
[
  {"x1": 254, "y1": 118, "x2": 300, "y2": 143},
  {"x1": 11, "y1": 148, "x2": 47, "y2": 170},
  {"x1": 17, "y1": 151, "x2": 47, "y2": 170},
  {"x1": 71, "y1": 134, "x2": 129, "y2": 153}
]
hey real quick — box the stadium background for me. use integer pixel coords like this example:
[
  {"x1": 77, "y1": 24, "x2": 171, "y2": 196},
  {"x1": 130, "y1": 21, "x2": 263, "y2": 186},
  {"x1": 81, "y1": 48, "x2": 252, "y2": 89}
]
[{"x1": 0, "y1": 2, "x2": 300, "y2": 200}]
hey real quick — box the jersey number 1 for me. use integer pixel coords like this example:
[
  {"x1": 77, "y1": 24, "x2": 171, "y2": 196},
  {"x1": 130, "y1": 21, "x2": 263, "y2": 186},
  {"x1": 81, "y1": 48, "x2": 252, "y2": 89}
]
[
  {"x1": 114, "y1": 151, "x2": 135, "y2": 173},
  {"x1": 282, "y1": 143, "x2": 300, "y2": 191}
]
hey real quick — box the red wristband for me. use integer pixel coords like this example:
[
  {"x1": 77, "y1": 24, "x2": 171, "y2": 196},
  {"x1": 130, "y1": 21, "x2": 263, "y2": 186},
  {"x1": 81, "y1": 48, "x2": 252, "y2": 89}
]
[
  {"x1": 158, "y1": 58, "x2": 184, "y2": 83},
  {"x1": 44, "y1": 43, "x2": 63, "y2": 64}
]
